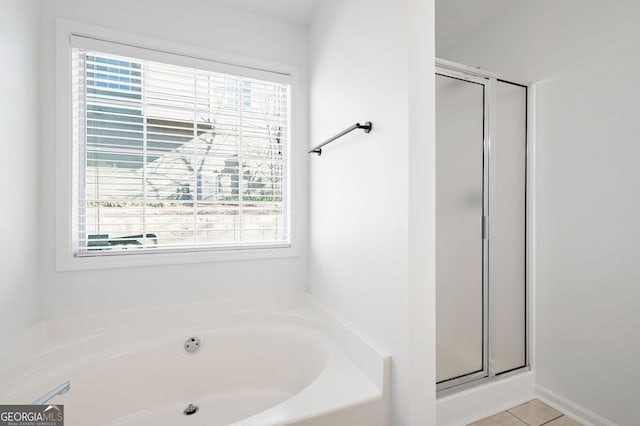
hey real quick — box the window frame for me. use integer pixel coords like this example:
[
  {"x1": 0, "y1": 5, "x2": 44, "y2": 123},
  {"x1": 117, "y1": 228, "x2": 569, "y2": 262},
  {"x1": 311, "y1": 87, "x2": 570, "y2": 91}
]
[{"x1": 56, "y1": 20, "x2": 301, "y2": 271}]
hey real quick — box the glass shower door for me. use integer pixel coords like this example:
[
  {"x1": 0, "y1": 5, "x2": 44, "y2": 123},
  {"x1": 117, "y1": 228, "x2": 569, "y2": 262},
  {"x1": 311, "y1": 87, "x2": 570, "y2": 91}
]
[
  {"x1": 490, "y1": 80, "x2": 528, "y2": 374},
  {"x1": 435, "y1": 73, "x2": 487, "y2": 385}
]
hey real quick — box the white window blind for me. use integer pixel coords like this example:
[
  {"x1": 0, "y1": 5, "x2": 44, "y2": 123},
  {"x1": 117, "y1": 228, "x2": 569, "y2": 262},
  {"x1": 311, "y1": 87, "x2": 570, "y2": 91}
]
[{"x1": 71, "y1": 37, "x2": 291, "y2": 256}]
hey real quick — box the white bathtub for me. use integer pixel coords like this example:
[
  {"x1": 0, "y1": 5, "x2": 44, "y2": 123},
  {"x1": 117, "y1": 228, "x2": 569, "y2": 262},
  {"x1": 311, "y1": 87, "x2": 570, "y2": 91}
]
[{"x1": 0, "y1": 294, "x2": 389, "y2": 426}]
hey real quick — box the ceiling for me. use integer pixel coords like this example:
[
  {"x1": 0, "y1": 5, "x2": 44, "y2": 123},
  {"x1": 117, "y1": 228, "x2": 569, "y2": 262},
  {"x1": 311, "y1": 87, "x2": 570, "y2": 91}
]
[
  {"x1": 212, "y1": 0, "x2": 322, "y2": 25},
  {"x1": 209, "y1": 0, "x2": 524, "y2": 51},
  {"x1": 436, "y1": 0, "x2": 523, "y2": 54},
  {"x1": 210, "y1": 0, "x2": 520, "y2": 41}
]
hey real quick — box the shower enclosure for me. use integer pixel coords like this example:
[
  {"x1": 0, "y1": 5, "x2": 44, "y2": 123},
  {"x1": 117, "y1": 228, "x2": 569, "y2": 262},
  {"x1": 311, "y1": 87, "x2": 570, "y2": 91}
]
[{"x1": 436, "y1": 60, "x2": 528, "y2": 391}]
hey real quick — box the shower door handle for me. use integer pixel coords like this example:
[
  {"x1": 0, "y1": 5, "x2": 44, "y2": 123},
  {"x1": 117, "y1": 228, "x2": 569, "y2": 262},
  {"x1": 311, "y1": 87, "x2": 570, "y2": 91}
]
[{"x1": 481, "y1": 216, "x2": 488, "y2": 240}]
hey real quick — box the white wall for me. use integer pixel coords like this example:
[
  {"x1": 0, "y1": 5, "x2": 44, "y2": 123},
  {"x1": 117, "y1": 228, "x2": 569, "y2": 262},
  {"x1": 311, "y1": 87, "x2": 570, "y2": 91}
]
[
  {"x1": 309, "y1": 0, "x2": 436, "y2": 424},
  {"x1": 440, "y1": 2, "x2": 640, "y2": 424},
  {"x1": 533, "y1": 19, "x2": 640, "y2": 426},
  {"x1": 0, "y1": 0, "x2": 41, "y2": 340},
  {"x1": 39, "y1": 0, "x2": 309, "y2": 318},
  {"x1": 407, "y1": 0, "x2": 437, "y2": 423}
]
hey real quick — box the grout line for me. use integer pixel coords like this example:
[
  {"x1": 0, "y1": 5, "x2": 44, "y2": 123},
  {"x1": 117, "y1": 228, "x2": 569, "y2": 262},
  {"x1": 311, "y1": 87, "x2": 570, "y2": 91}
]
[
  {"x1": 510, "y1": 411, "x2": 529, "y2": 425},
  {"x1": 508, "y1": 411, "x2": 529, "y2": 424},
  {"x1": 474, "y1": 404, "x2": 568, "y2": 426},
  {"x1": 468, "y1": 411, "x2": 527, "y2": 426},
  {"x1": 539, "y1": 414, "x2": 565, "y2": 426},
  {"x1": 507, "y1": 400, "x2": 566, "y2": 426},
  {"x1": 498, "y1": 411, "x2": 528, "y2": 425}
]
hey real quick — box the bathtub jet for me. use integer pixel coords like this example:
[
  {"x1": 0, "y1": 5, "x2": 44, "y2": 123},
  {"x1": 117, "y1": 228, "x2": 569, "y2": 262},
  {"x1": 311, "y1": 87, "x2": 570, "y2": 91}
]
[{"x1": 183, "y1": 404, "x2": 198, "y2": 416}]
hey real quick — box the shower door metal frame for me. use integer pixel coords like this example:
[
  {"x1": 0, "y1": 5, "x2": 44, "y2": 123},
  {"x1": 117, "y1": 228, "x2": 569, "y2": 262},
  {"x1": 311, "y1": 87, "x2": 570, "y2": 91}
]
[
  {"x1": 435, "y1": 58, "x2": 531, "y2": 393},
  {"x1": 435, "y1": 65, "x2": 491, "y2": 391}
]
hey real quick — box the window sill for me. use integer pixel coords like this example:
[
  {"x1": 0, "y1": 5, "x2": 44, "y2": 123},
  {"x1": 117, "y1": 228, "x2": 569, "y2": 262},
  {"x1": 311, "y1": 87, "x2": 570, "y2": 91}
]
[{"x1": 56, "y1": 244, "x2": 298, "y2": 272}]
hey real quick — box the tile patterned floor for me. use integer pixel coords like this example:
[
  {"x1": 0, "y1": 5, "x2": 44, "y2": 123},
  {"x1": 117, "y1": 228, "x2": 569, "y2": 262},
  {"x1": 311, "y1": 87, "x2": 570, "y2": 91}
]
[{"x1": 468, "y1": 400, "x2": 582, "y2": 426}]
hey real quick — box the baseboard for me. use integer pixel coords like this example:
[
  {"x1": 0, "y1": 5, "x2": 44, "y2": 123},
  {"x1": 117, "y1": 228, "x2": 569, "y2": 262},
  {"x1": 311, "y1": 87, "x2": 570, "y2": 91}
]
[
  {"x1": 436, "y1": 371, "x2": 535, "y2": 426},
  {"x1": 534, "y1": 384, "x2": 617, "y2": 426}
]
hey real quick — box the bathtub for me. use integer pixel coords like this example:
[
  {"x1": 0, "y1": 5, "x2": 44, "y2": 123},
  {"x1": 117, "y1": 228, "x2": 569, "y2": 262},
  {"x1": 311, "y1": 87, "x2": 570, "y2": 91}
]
[{"x1": 0, "y1": 294, "x2": 389, "y2": 426}]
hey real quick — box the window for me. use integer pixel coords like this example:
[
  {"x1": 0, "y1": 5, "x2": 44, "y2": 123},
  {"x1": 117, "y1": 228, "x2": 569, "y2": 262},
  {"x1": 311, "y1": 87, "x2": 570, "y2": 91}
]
[{"x1": 70, "y1": 35, "x2": 291, "y2": 257}]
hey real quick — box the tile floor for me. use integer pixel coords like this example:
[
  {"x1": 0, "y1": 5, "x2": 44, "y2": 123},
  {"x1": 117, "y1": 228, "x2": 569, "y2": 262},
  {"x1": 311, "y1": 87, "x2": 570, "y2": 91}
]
[{"x1": 468, "y1": 399, "x2": 581, "y2": 426}]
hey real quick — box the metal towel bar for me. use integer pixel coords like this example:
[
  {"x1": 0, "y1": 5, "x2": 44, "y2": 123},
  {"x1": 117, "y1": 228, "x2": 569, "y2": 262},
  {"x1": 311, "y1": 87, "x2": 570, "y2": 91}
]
[{"x1": 308, "y1": 122, "x2": 372, "y2": 155}]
